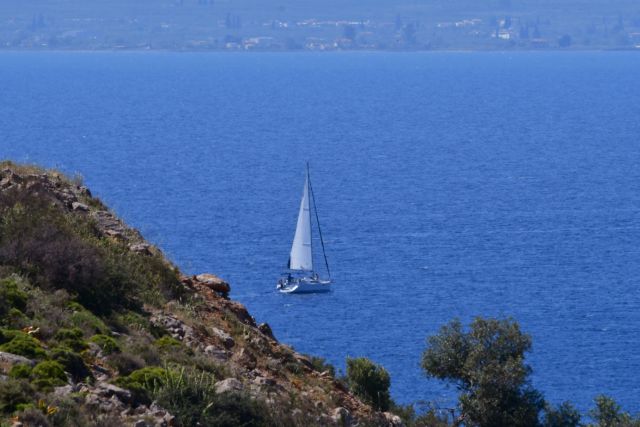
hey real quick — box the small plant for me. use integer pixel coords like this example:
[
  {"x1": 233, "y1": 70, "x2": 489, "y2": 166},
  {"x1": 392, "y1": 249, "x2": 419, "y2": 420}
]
[
  {"x1": 89, "y1": 334, "x2": 120, "y2": 355},
  {"x1": 106, "y1": 351, "x2": 144, "y2": 376},
  {"x1": 154, "y1": 335, "x2": 182, "y2": 350},
  {"x1": 8, "y1": 364, "x2": 32, "y2": 379},
  {"x1": 0, "y1": 378, "x2": 35, "y2": 414},
  {"x1": 31, "y1": 361, "x2": 67, "y2": 391},
  {"x1": 50, "y1": 347, "x2": 92, "y2": 382},
  {"x1": 0, "y1": 277, "x2": 28, "y2": 318},
  {"x1": 309, "y1": 355, "x2": 336, "y2": 378},
  {"x1": 0, "y1": 330, "x2": 46, "y2": 359},
  {"x1": 54, "y1": 327, "x2": 88, "y2": 352},
  {"x1": 114, "y1": 366, "x2": 172, "y2": 403}
]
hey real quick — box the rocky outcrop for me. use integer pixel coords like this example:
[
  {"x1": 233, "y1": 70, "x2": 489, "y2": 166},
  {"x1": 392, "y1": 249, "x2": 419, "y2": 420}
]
[
  {"x1": 0, "y1": 164, "x2": 398, "y2": 427},
  {"x1": 0, "y1": 352, "x2": 34, "y2": 374}
]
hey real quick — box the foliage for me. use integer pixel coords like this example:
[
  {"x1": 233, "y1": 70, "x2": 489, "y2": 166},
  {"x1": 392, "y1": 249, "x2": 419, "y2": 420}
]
[
  {"x1": 0, "y1": 378, "x2": 35, "y2": 414},
  {"x1": 308, "y1": 355, "x2": 336, "y2": 378},
  {"x1": 8, "y1": 364, "x2": 33, "y2": 379},
  {"x1": 543, "y1": 401, "x2": 581, "y2": 427},
  {"x1": 0, "y1": 187, "x2": 182, "y2": 315},
  {"x1": 54, "y1": 328, "x2": 88, "y2": 352},
  {"x1": 0, "y1": 277, "x2": 28, "y2": 320},
  {"x1": 31, "y1": 360, "x2": 68, "y2": 390},
  {"x1": 153, "y1": 368, "x2": 272, "y2": 427},
  {"x1": 421, "y1": 317, "x2": 544, "y2": 427},
  {"x1": 106, "y1": 351, "x2": 145, "y2": 376},
  {"x1": 50, "y1": 347, "x2": 92, "y2": 382},
  {"x1": 154, "y1": 335, "x2": 182, "y2": 350},
  {"x1": 586, "y1": 395, "x2": 640, "y2": 427},
  {"x1": 346, "y1": 357, "x2": 391, "y2": 412},
  {"x1": 114, "y1": 366, "x2": 172, "y2": 403},
  {"x1": 0, "y1": 330, "x2": 46, "y2": 359},
  {"x1": 89, "y1": 334, "x2": 120, "y2": 355}
]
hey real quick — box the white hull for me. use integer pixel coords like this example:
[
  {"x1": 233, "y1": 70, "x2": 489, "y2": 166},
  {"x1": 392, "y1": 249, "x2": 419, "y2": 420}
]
[{"x1": 277, "y1": 277, "x2": 331, "y2": 294}]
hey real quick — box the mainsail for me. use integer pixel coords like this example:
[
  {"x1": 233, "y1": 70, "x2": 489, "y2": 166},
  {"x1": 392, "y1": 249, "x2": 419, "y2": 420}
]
[{"x1": 288, "y1": 174, "x2": 313, "y2": 271}]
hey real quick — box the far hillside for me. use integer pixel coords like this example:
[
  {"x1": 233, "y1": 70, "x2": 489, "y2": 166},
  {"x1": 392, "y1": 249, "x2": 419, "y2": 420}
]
[{"x1": 1, "y1": 0, "x2": 639, "y2": 50}]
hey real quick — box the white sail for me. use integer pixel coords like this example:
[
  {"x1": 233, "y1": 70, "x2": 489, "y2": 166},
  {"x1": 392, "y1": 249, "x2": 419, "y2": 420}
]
[{"x1": 289, "y1": 175, "x2": 313, "y2": 271}]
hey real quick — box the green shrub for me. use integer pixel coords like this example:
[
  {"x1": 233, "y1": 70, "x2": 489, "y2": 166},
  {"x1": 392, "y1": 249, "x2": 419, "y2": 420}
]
[
  {"x1": 0, "y1": 330, "x2": 46, "y2": 359},
  {"x1": 54, "y1": 328, "x2": 88, "y2": 352},
  {"x1": 154, "y1": 335, "x2": 182, "y2": 350},
  {"x1": 0, "y1": 378, "x2": 35, "y2": 414},
  {"x1": 8, "y1": 364, "x2": 32, "y2": 379},
  {"x1": 346, "y1": 357, "x2": 391, "y2": 412},
  {"x1": 309, "y1": 355, "x2": 336, "y2": 378},
  {"x1": 114, "y1": 366, "x2": 171, "y2": 403},
  {"x1": 153, "y1": 368, "x2": 272, "y2": 427},
  {"x1": 89, "y1": 334, "x2": 120, "y2": 355},
  {"x1": 69, "y1": 306, "x2": 109, "y2": 336},
  {"x1": 50, "y1": 347, "x2": 92, "y2": 382},
  {"x1": 0, "y1": 277, "x2": 28, "y2": 318},
  {"x1": 31, "y1": 361, "x2": 67, "y2": 390},
  {"x1": 3, "y1": 307, "x2": 28, "y2": 329},
  {"x1": 106, "y1": 351, "x2": 145, "y2": 376},
  {"x1": 0, "y1": 188, "x2": 182, "y2": 314}
]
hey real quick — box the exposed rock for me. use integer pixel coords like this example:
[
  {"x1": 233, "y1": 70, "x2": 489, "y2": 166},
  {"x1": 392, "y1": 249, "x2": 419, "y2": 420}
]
[
  {"x1": 204, "y1": 345, "x2": 230, "y2": 362},
  {"x1": 232, "y1": 348, "x2": 257, "y2": 370},
  {"x1": 218, "y1": 299, "x2": 256, "y2": 326},
  {"x1": 0, "y1": 352, "x2": 35, "y2": 374},
  {"x1": 96, "y1": 382, "x2": 133, "y2": 403},
  {"x1": 129, "y1": 243, "x2": 152, "y2": 255},
  {"x1": 293, "y1": 353, "x2": 313, "y2": 370},
  {"x1": 252, "y1": 375, "x2": 276, "y2": 387},
  {"x1": 71, "y1": 201, "x2": 89, "y2": 212},
  {"x1": 257, "y1": 322, "x2": 276, "y2": 340},
  {"x1": 53, "y1": 385, "x2": 74, "y2": 397},
  {"x1": 214, "y1": 378, "x2": 244, "y2": 394},
  {"x1": 211, "y1": 327, "x2": 235, "y2": 349},
  {"x1": 194, "y1": 273, "x2": 230, "y2": 297},
  {"x1": 384, "y1": 412, "x2": 405, "y2": 427}
]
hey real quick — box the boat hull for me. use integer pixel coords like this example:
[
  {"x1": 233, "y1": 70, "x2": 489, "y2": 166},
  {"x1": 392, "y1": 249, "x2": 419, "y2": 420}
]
[{"x1": 277, "y1": 278, "x2": 331, "y2": 294}]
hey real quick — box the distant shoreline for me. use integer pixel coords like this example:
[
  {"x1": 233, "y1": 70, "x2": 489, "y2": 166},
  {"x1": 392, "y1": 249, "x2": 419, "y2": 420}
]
[{"x1": 0, "y1": 47, "x2": 638, "y2": 53}]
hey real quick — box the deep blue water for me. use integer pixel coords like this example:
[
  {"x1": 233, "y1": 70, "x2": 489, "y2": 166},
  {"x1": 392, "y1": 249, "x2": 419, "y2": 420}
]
[{"x1": 2, "y1": 52, "x2": 640, "y2": 413}]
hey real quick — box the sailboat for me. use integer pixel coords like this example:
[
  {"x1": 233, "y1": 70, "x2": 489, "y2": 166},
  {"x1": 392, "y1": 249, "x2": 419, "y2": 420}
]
[{"x1": 276, "y1": 163, "x2": 331, "y2": 294}]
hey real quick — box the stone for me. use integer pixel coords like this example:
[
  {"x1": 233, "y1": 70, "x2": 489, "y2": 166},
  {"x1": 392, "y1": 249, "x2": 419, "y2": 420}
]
[
  {"x1": 129, "y1": 243, "x2": 152, "y2": 255},
  {"x1": 211, "y1": 327, "x2": 235, "y2": 348},
  {"x1": 220, "y1": 300, "x2": 256, "y2": 326},
  {"x1": 53, "y1": 385, "x2": 74, "y2": 397},
  {"x1": 72, "y1": 202, "x2": 89, "y2": 212},
  {"x1": 383, "y1": 412, "x2": 405, "y2": 427},
  {"x1": 195, "y1": 273, "x2": 231, "y2": 296},
  {"x1": 0, "y1": 351, "x2": 35, "y2": 374},
  {"x1": 134, "y1": 420, "x2": 148, "y2": 427},
  {"x1": 257, "y1": 323, "x2": 276, "y2": 340},
  {"x1": 252, "y1": 376, "x2": 276, "y2": 387},
  {"x1": 96, "y1": 382, "x2": 132, "y2": 403},
  {"x1": 293, "y1": 353, "x2": 313, "y2": 369},
  {"x1": 214, "y1": 378, "x2": 244, "y2": 394},
  {"x1": 232, "y1": 348, "x2": 256, "y2": 370},
  {"x1": 204, "y1": 345, "x2": 230, "y2": 362}
]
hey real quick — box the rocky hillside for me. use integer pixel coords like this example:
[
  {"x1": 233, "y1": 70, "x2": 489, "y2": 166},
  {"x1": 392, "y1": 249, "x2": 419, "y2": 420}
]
[{"x1": 0, "y1": 162, "x2": 401, "y2": 427}]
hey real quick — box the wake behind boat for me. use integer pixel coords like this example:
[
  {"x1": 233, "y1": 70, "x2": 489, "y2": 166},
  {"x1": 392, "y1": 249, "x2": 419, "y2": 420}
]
[{"x1": 277, "y1": 163, "x2": 331, "y2": 294}]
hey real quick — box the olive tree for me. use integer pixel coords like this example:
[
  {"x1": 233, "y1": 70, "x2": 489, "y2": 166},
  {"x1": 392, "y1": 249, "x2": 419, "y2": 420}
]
[{"x1": 421, "y1": 317, "x2": 544, "y2": 427}]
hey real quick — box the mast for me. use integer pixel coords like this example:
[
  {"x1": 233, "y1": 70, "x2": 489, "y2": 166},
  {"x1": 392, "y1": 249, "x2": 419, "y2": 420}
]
[{"x1": 307, "y1": 163, "x2": 331, "y2": 278}]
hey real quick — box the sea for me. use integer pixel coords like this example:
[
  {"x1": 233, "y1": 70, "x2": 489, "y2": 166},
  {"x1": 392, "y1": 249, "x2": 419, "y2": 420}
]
[{"x1": 1, "y1": 51, "x2": 640, "y2": 413}]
